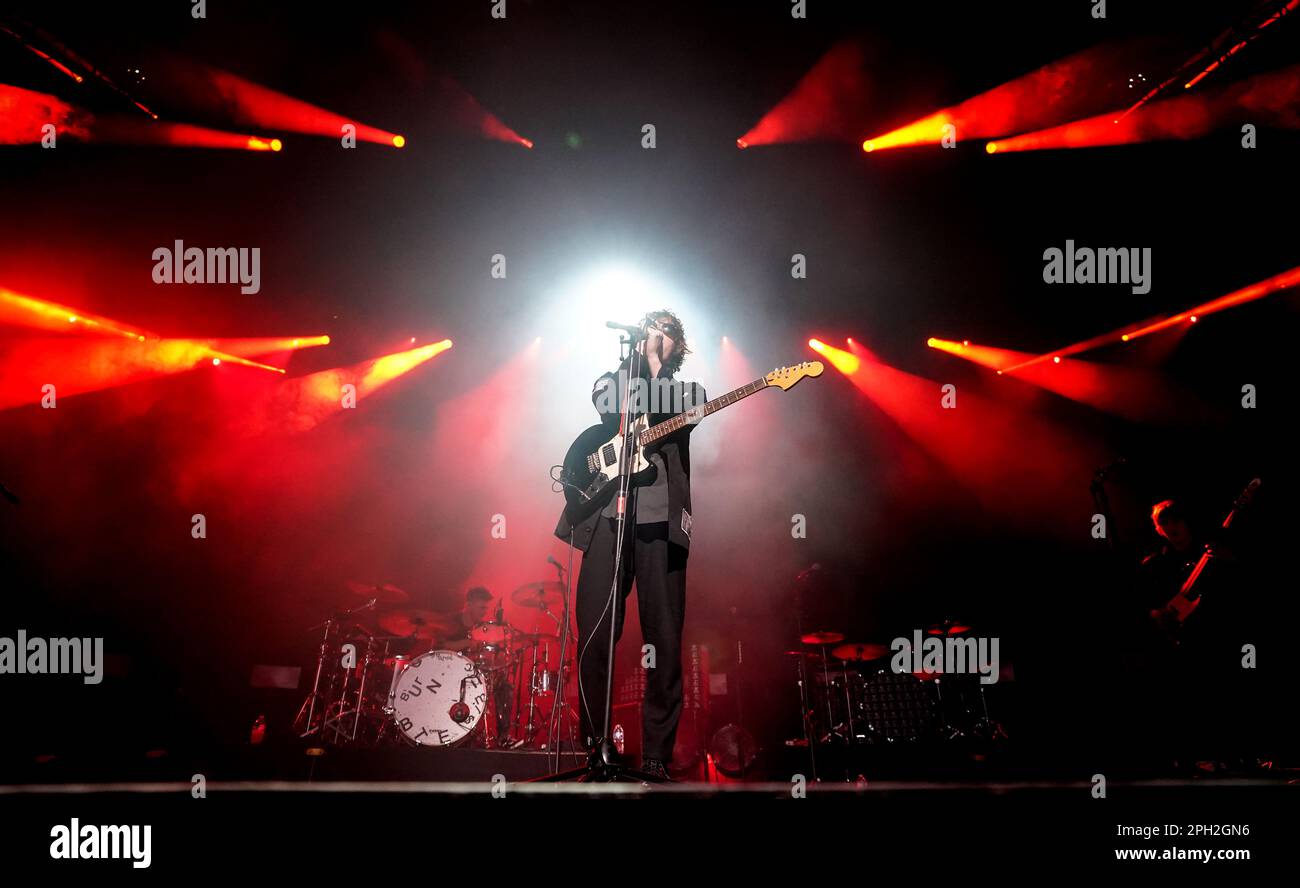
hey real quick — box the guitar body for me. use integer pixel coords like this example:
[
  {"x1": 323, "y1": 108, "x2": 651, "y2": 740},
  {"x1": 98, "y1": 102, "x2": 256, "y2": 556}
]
[
  {"x1": 1153, "y1": 477, "x2": 1261, "y2": 642},
  {"x1": 559, "y1": 418, "x2": 655, "y2": 526},
  {"x1": 554, "y1": 359, "x2": 824, "y2": 532},
  {"x1": 1164, "y1": 581, "x2": 1203, "y2": 623}
]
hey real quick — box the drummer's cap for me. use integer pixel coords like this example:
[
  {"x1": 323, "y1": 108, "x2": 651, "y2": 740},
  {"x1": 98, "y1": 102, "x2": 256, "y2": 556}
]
[{"x1": 466, "y1": 586, "x2": 492, "y2": 602}]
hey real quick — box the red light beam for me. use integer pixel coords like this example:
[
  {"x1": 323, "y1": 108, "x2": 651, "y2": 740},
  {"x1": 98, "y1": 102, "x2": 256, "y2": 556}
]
[
  {"x1": 1001, "y1": 263, "x2": 1300, "y2": 373},
  {"x1": 862, "y1": 39, "x2": 1160, "y2": 152},
  {"x1": 988, "y1": 63, "x2": 1300, "y2": 153},
  {"x1": 432, "y1": 76, "x2": 533, "y2": 148},
  {"x1": 738, "y1": 42, "x2": 871, "y2": 147}
]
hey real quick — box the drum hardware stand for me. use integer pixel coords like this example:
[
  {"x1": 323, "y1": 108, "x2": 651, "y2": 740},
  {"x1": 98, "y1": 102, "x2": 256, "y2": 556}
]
[
  {"x1": 791, "y1": 566, "x2": 819, "y2": 780},
  {"x1": 295, "y1": 598, "x2": 382, "y2": 742},
  {"x1": 295, "y1": 602, "x2": 372, "y2": 738},
  {"x1": 736, "y1": 639, "x2": 748, "y2": 779},
  {"x1": 513, "y1": 563, "x2": 570, "y2": 750},
  {"x1": 544, "y1": 550, "x2": 583, "y2": 769},
  {"x1": 521, "y1": 639, "x2": 546, "y2": 744},
  {"x1": 842, "y1": 662, "x2": 858, "y2": 743},
  {"x1": 321, "y1": 631, "x2": 360, "y2": 744},
  {"x1": 295, "y1": 614, "x2": 336, "y2": 738},
  {"x1": 973, "y1": 682, "x2": 1008, "y2": 741},
  {"x1": 812, "y1": 648, "x2": 858, "y2": 746},
  {"x1": 536, "y1": 321, "x2": 662, "y2": 783},
  {"x1": 320, "y1": 630, "x2": 382, "y2": 745},
  {"x1": 343, "y1": 635, "x2": 388, "y2": 743},
  {"x1": 382, "y1": 655, "x2": 408, "y2": 717}
]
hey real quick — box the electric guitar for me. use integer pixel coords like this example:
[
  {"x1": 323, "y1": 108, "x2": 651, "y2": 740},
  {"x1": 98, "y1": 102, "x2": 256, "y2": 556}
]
[
  {"x1": 1153, "y1": 477, "x2": 1260, "y2": 637},
  {"x1": 557, "y1": 361, "x2": 824, "y2": 526}
]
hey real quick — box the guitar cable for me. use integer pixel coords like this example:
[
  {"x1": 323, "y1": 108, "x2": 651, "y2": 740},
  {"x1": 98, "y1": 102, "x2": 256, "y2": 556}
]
[{"x1": 550, "y1": 464, "x2": 591, "y2": 501}]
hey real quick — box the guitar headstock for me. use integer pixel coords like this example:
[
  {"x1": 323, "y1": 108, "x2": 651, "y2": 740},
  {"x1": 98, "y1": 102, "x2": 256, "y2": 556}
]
[
  {"x1": 1236, "y1": 478, "x2": 1262, "y2": 508},
  {"x1": 765, "y1": 360, "x2": 825, "y2": 391}
]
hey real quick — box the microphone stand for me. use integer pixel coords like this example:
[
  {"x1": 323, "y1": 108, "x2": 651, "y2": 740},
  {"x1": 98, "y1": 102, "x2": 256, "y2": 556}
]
[
  {"x1": 547, "y1": 538, "x2": 584, "y2": 771},
  {"x1": 538, "y1": 322, "x2": 663, "y2": 782}
]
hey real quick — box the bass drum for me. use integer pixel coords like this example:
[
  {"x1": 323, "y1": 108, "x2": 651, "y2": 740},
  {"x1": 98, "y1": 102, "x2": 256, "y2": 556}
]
[
  {"x1": 856, "y1": 670, "x2": 938, "y2": 742},
  {"x1": 389, "y1": 650, "x2": 486, "y2": 747}
]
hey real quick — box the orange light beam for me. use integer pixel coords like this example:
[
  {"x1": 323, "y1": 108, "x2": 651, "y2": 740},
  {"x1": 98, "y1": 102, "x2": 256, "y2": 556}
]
[
  {"x1": 0, "y1": 287, "x2": 287, "y2": 373},
  {"x1": 0, "y1": 338, "x2": 278, "y2": 410},
  {"x1": 206, "y1": 351, "x2": 287, "y2": 374},
  {"x1": 201, "y1": 335, "x2": 331, "y2": 357},
  {"x1": 926, "y1": 338, "x2": 1036, "y2": 372},
  {"x1": 264, "y1": 340, "x2": 453, "y2": 433},
  {"x1": 359, "y1": 339, "x2": 453, "y2": 390},
  {"x1": 808, "y1": 338, "x2": 860, "y2": 375},
  {"x1": 0, "y1": 286, "x2": 148, "y2": 338}
]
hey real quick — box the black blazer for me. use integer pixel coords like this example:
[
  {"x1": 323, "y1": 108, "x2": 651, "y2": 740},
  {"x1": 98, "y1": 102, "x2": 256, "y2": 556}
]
[{"x1": 554, "y1": 359, "x2": 706, "y2": 552}]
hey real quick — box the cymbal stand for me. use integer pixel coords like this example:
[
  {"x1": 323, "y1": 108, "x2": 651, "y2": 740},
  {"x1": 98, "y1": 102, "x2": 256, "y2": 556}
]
[{"x1": 295, "y1": 614, "x2": 338, "y2": 738}]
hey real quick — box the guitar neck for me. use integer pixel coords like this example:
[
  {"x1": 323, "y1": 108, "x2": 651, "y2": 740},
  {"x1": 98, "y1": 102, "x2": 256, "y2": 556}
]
[{"x1": 638, "y1": 377, "x2": 769, "y2": 445}]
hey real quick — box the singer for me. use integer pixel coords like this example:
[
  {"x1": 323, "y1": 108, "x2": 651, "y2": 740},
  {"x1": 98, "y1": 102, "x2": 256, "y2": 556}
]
[{"x1": 555, "y1": 309, "x2": 705, "y2": 780}]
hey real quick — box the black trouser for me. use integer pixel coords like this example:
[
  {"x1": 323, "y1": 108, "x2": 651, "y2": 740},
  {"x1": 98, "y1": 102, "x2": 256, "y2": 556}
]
[{"x1": 575, "y1": 517, "x2": 688, "y2": 762}]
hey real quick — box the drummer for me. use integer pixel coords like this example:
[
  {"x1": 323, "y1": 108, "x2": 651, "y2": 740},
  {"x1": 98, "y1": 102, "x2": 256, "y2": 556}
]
[
  {"x1": 438, "y1": 586, "x2": 515, "y2": 743},
  {"x1": 432, "y1": 586, "x2": 495, "y2": 652}
]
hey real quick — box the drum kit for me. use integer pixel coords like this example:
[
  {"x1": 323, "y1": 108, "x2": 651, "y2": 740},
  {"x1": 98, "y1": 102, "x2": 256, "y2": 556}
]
[
  {"x1": 790, "y1": 620, "x2": 1006, "y2": 747},
  {"x1": 293, "y1": 578, "x2": 579, "y2": 751}
]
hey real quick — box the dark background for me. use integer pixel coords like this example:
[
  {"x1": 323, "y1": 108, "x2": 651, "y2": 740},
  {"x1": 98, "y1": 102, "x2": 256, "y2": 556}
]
[{"x1": 0, "y1": 0, "x2": 1295, "y2": 778}]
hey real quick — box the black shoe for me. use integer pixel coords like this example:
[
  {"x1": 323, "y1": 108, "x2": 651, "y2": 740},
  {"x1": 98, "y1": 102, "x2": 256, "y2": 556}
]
[{"x1": 640, "y1": 757, "x2": 672, "y2": 782}]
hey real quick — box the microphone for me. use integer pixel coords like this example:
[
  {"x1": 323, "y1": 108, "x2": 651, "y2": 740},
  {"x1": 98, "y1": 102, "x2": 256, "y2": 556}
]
[
  {"x1": 606, "y1": 320, "x2": 648, "y2": 338},
  {"x1": 547, "y1": 555, "x2": 565, "y2": 573}
]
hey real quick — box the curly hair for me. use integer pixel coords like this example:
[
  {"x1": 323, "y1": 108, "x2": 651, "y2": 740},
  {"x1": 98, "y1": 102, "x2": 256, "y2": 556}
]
[{"x1": 643, "y1": 308, "x2": 691, "y2": 377}]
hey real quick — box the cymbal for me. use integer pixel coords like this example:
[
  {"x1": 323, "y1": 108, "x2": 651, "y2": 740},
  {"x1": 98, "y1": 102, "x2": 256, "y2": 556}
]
[
  {"x1": 378, "y1": 609, "x2": 452, "y2": 640},
  {"x1": 345, "y1": 580, "x2": 410, "y2": 604},
  {"x1": 925, "y1": 621, "x2": 972, "y2": 636},
  {"x1": 800, "y1": 631, "x2": 845, "y2": 646},
  {"x1": 832, "y1": 642, "x2": 890, "y2": 661},
  {"x1": 512, "y1": 581, "x2": 564, "y2": 610}
]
